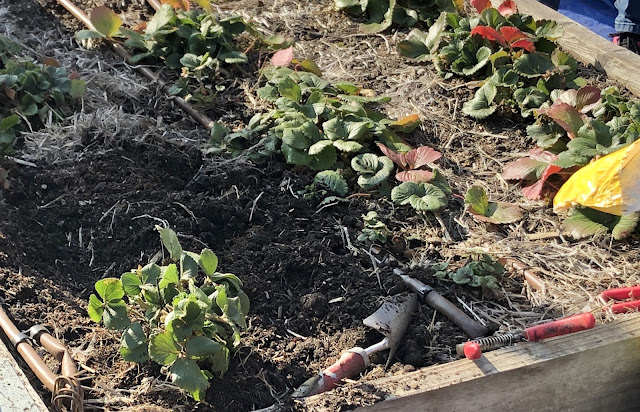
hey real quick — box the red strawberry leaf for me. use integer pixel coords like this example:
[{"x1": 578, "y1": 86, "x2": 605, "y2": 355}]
[
  {"x1": 521, "y1": 163, "x2": 562, "y2": 200},
  {"x1": 502, "y1": 156, "x2": 547, "y2": 180},
  {"x1": 2, "y1": 85, "x2": 16, "y2": 100},
  {"x1": 575, "y1": 86, "x2": 601, "y2": 113},
  {"x1": 503, "y1": 149, "x2": 564, "y2": 200},
  {"x1": 497, "y1": 0, "x2": 518, "y2": 17},
  {"x1": 404, "y1": 146, "x2": 442, "y2": 169},
  {"x1": 471, "y1": 26, "x2": 507, "y2": 48},
  {"x1": 500, "y1": 26, "x2": 527, "y2": 42},
  {"x1": 510, "y1": 39, "x2": 535, "y2": 52},
  {"x1": 377, "y1": 142, "x2": 408, "y2": 169},
  {"x1": 528, "y1": 147, "x2": 560, "y2": 163},
  {"x1": 42, "y1": 58, "x2": 60, "y2": 67},
  {"x1": 471, "y1": 0, "x2": 493, "y2": 13},
  {"x1": 538, "y1": 102, "x2": 584, "y2": 140},
  {"x1": 500, "y1": 26, "x2": 536, "y2": 52},
  {"x1": 271, "y1": 46, "x2": 293, "y2": 67},
  {"x1": 396, "y1": 170, "x2": 434, "y2": 183},
  {"x1": 391, "y1": 114, "x2": 421, "y2": 133}
]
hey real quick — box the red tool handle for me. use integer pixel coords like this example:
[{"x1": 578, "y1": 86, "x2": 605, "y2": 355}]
[
  {"x1": 524, "y1": 312, "x2": 595, "y2": 342},
  {"x1": 609, "y1": 300, "x2": 640, "y2": 314},
  {"x1": 600, "y1": 286, "x2": 640, "y2": 301},
  {"x1": 463, "y1": 341, "x2": 483, "y2": 360},
  {"x1": 292, "y1": 349, "x2": 368, "y2": 397}
]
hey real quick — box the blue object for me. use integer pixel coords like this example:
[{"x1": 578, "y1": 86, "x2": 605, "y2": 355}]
[
  {"x1": 558, "y1": 0, "x2": 617, "y2": 39},
  {"x1": 538, "y1": 0, "x2": 560, "y2": 9},
  {"x1": 614, "y1": 0, "x2": 640, "y2": 35}
]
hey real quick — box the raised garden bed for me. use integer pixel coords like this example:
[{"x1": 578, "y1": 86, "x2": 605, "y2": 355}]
[{"x1": 0, "y1": 0, "x2": 639, "y2": 411}]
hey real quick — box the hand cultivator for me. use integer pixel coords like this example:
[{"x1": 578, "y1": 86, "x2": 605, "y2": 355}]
[
  {"x1": 293, "y1": 293, "x2": 417, "y2": 397},
  {"x1": 0, "y1": 299, "x2": 85, "y2": 412}
]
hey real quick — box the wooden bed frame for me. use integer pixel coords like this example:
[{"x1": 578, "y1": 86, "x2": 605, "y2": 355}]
[{"x1": 305, "y1": 314, "x2": 640, "y2": 411}]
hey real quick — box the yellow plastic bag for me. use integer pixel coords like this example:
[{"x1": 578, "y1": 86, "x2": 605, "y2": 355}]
[{"x1": 553, "y1": 139, "x2": 640, "y2": 216}]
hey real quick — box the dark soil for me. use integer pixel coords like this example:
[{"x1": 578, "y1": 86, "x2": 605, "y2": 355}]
[{"x1": 0, "y1": 129, "x2": 495, "y2": 410}]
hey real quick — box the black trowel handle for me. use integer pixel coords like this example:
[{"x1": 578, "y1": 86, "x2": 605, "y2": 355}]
[
  {"x1": 398, "y1": 272, "x2": 488, "y2": 338},
  {"x1": 423, "y1": 291, "x2": 488, "y2": 338}
]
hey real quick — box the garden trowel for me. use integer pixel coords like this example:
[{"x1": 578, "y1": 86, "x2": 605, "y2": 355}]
[{"x1": 292, "y1": 293, "x2": 417, "y2": 398}]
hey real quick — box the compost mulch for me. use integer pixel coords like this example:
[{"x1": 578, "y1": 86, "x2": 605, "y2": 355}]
[{"x1": 1, "y1": 0, "x2": 640, "y2": 411}]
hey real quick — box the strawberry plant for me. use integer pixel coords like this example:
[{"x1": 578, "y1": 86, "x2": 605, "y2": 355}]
[
  {"x1": 465, "y1": 185, "x2": 523, "y2": 224},
  {"x1": 312, "y1": 170, "x2": 349, "y2": 196},
  {"x1": 434, "y1": 254, "x2": 503, "y2": 289},
  {"x1": 76, "y1": 3, "x2": 283, "y2": 104},
  {"x1": 377, "y1": 142, "x2": 442, "y2": 182},
  {"x1": 0, "y1": 35, "x2": 21, "y2": 68},
  {"x1": 561, "y1": 207, "x2": 639, "y2": 240},
  {"x1": 351, "y1": 153, "x2": 394, "y2": 189},
  {"x1": 216, "y1": 65, "x2": 413, "y2": 172},
  {"x1": 334, "y1": 0, "x2": 460, "y2": 33},
  {"x1": 88, "y1": 226, "x2": 249, "y2": 400},
  {"x1": 502, "y1": 148, "x2": 567, "y2": 200},
  {"x1": 0, "y1": 36, "x2": 85, "y2": 155},
  {"x1": 357, "y1": 211, "x2": 391, "y2": 243},
  {"x1": 390, "y1": 169, "x2": 451, "y2": 212}
]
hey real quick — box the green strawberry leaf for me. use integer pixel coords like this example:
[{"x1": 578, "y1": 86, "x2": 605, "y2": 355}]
[
  {"x1": 120, "y1": 323, "x2": 149, "y2": 363},
  {"x1": 87, "y1": 294, "x2": 103, "y2": 322},
  {"x1": 198, "y1": 249, "x2": 218, "y2": 276},
  {"x1": 102, "y1": 299, "x2": 130, "y2": 330},
  {"x1": 159, "y1": 264, "x2": 179, "y2": 289},
  {"x1": 463, "y1": 82, "x2": 497, "y2": 119},
  {"x1": 186, "y1": 336, "x2": 223, "y2": 359},
  {"x1": 121, "y1": 272, "x2": 142, "y2": 296},
  {"x1": 170, "y1": 358, "x2": 209, "y2": 401},
  {"x1": 90, "y1": 6, "x2": 122, "y2": 38},
  {"x1": 314, "y1": 170, "x2": 348, "y2": 196},
  {"x1": 157, "y1": 226, "x2": 183, "y2": 260},
  {"x1": 149, "y1": 331, "x2": 180, "y2": 366}
]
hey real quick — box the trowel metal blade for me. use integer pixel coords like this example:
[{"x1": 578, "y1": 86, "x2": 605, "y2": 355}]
[{"x1": 363, "y1": 293, "x2": 417, "y2": 368}]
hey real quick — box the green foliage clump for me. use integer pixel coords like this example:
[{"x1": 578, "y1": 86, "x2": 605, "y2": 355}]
[
  {"x1": 357, "y1": 211, "x2": 391, "y2": 243},
  {"x1": 76, "y1": 3, "x2": 288, "y2": 104},
  {"x1": 0, "y1": 35, "x2": 85, "y2": 155},
  {"x1": 434, "y1": 254, "x2": 503, "y2": 289},
  {"x1": 334, "y1": 0, "x2": 460, "y2": 33},
  {"x1": 390, "y1": 170, "x2": 451, "y2": 212},
  {"x1": 208, "y1": 65, "x2": 414, "y2": 173},
  {"x1": 88, "y1": 226, "x2": 249, "y2": 401}
]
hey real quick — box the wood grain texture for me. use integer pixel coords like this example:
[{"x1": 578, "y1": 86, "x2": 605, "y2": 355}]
[
  {"x1": 0, "y1": 336, "x2": 48, "y2": 411},
  {"x1": 515, "y1": 0, "x2": 640, "y2": 97}
]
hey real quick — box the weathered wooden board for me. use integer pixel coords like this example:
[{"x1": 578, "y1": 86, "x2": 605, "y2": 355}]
[
  {"x1": 515, "y1": 0, "x2": 640, "y2": 97},
  {"x1": 0, "y1": 336, "x2": 48, "y2": 411},
  {"x1": 334, "y1": 314, "x2": 640, "y2": 411}
]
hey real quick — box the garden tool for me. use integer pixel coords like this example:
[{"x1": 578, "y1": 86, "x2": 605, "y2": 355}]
[
  {"x1": 0, "y1": 299, "x2": 84, "y2": 412},
  {"x1": 456, "y1": 312, "x2": 596, "y2": 360},
  {"x1": 554, "y1": 138, "x2": 640, "y2": 215},
  {"x1": 395, "y1": 269, "x2": 489, "y2": 338},
  {"x1": 598, "y1": 286, "x2": 640, "y2": 314},
  {"x1": 292, "y1": 293, "x2": 417, "y2": 398}
]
